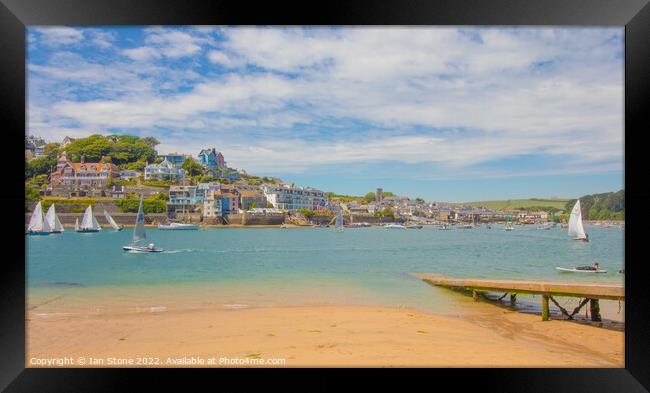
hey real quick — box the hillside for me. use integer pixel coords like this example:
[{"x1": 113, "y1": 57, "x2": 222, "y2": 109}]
[
  {"x1": 566, "y1": 190, "x2": 624, "y2": 220},
  {"x1": 464, "y1": 198, "x2": 569, "y2": 211}
]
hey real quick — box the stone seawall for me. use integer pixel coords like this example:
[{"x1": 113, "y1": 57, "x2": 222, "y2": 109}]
[
  {"x1": 26, "y1": 213, "x2": 168, "y2": 226},
  {"x1": 226, "y1": 213, "x2": 286, "y2": 225},
  {"x1": 310, "y1": 215, "x2": 399, "y2": 225},
  {"x1": 26, "y1": 212, "x2": 287, "y2": 227}
]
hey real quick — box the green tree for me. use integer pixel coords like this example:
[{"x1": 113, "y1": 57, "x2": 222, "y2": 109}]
[
  {"x1": 25, "y1": 186, "x2": 41, "y2": 203},
  {"x1": 63, "y1": 134, "x2": 158, "y2": 165},
  {"x1": 299, "y1": 208, "x2": 315, "y2": 219},
  {"x1": 43, "y1": 143, "x2": 61, "y2": 158},
  {"x1": 374, "y1": 208, "x2": 394, "y2": 218},
  {"x1": 182, "y1": 157, "x2": 205, "y2": 177},
  {"x1": 565, "y1": 190, "x2": 624, "y2": 220},
  {"x1": 124, "y1": 160, "x2": 148, "y2": 171},
  {"x1": 364, "y1": 192, "x2": 376, "y2": 203},
  {"x1": 141, "y1": 136, "x2": 160, "y2": 147},
  {"x1": 26, "y1": 157, "x2": 56, "y2": 179},
  {"x1": 114, "y1": 196, "x2": 166, "y2": 213}
]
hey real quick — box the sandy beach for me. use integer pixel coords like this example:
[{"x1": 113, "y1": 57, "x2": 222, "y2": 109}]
[{"x1": 27, "y1": 303, "x2": 623, "y2": 367}]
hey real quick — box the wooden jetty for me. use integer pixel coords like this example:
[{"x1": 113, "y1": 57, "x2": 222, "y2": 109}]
[{"x1": 412, "y1": 273, "x2": 625, "y2": 322}]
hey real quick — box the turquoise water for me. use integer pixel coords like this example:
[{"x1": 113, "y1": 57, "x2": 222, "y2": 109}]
[{"x1": 27, "y1": 225, "x2": 624, "y2": 315}]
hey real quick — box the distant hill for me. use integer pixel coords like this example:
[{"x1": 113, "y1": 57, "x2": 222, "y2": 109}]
[
  {"x1": 464, "y1": 198, "x2": 569, "y2": 212},
  {"x1": 566, "y1": 190, "x2": 624, "y2": 220}
]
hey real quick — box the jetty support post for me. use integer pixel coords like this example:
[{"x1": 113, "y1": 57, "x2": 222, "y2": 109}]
[
  {"x1": 510, "y1": 293, "x2": 517, "y2": 305},
  {"x1": 589, "y1": 298, "x2": 602, "y2": 322},
  {"x1": 541, "y1": 294, "x2": 550, "y2": 321},
  {"x1": 472, "y1": 290, "x2": 479, "y2": 301}
]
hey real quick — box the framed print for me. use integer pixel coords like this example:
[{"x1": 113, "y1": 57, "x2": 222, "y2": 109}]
[{"x1": 1, "y1": 0, "x2": 649, "y2": 391}]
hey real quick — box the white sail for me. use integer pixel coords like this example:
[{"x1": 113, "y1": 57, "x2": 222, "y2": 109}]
[
  {"x1": 132, "y1": 195, "x2": 146, "y2": 244},
  {"x1": 568, "y1": 200, "x2": 587, "y2": 239},
  {"x1": 45, "y1": 204, "x2": 64, "y2": 232},
  {"x1": 81, "y1": 205, "x2": 101, "y2": 230},
  {"x1": 92, "y1": 214, "x2": 102, "y2": 230},
  {"x1": 104, "y1": 210, "x2": 120, "y2": 230},
  {"x1": 42, "y1": 210, "x2": 52, "y2": 232},
  {"x1": 75, "y1": 218, "x2": 80, "y2": 231},
  {"x1": 81, "y1": 205, "x2": 93, "y2": 229},
  {"x1": 335, "y1": 207, "x2": 343, "y2": 230},
  {"x1": 28, "y1": 201, "x2": 45, "y2": 231}
]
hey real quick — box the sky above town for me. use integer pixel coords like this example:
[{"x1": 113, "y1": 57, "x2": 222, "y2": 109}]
[{"x1": 27, "y1": 26, "x2": 624, "y2": 202}]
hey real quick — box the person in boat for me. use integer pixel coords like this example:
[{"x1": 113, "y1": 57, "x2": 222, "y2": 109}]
[
  {"x1": 147, "y1": 243, "x2": 155, "y2": 251},
  {"x1": 575, "y1": 262, "x2": 600, "y2": 271}
]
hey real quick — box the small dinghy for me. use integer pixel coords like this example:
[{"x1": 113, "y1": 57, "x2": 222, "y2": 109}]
[
  {"x1": 568, "y1": 200, "x2": 588, "y2": 241},
  {"x1": 104, "y1": 210, "x2": 123, "y2": 231},
  {"x1": 27, "y1": 201, "x2": 51, "y2": 235},
  {"x1": 556, "y1": 266, "x2": 607, "y2": 273},
  {"x1": 77, "y1": 205, "x2": 101, "y2": 232},
  {"x1": 45, "y1": 204, "x2": 64, "y2": 233},
  {"x1": 123, "y1": 195, "x2": 163, "y2": 253}
]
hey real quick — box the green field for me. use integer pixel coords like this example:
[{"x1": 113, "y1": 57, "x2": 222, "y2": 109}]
[{"x1": 463, "y1": 198, "x2": 570, "y2": 211}]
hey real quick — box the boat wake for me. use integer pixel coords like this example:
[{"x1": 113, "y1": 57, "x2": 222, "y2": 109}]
[{"x1": 160, "y1": 249, "x2": 195, "y2": 254}]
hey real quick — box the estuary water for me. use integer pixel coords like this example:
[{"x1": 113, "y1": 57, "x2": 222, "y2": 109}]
[{"x1": 27, "y1": 224, "x2": 624, "y2": 316}]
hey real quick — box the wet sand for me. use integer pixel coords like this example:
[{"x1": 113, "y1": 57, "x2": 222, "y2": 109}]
[{"x1": 27, "y1": 303, "x2": 623, "y2": 367}]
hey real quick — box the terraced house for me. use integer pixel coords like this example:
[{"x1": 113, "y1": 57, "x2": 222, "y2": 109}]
[
  {"x1": 49, "y1": 152, "x2": 120, "y2": 197},
  {"x1": 263, "y1": 184, "x2": 328, "y2": 211}
]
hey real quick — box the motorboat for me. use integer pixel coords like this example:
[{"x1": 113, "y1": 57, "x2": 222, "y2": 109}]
[{"x1": 158, "y1": 222, "x2": 199, "y2": 230}]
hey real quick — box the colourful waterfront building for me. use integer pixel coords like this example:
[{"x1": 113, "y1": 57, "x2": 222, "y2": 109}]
[
  {"x1": 219, "y1": 191, "x2": 240, "y2": 215},
  {"x1": 262, "y1": 184, "x2": 328, "y2": 211},
  {"x1": 168, "y1": 185, "x2": 202, "y2": 217},
  {"x1": 203, "y1": 189, "x2": 223, "y2": 218}
]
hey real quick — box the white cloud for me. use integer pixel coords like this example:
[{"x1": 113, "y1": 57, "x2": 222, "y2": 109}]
[
  {"x1": 122, "y1": 27, "x2": 214, "y2": 61},
  {"x1": 34, "y1": 27, "x2": 85, "y2": 47},
  {"x1": 89, "y1": 30, "x2": 116, "y2": 49},
  {"x1": 28, "y1": 27, "x2": 624, "y2": 179},
  {"x1": 207, "y1": 50, "x2": 243, "y2": 67},
  {"x1": 122, "y1": 46, "x2": 161, "y2": 61}
]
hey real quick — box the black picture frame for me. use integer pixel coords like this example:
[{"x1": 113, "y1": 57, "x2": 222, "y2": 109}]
[{"x1": 1, "y1": 0, "x2": 649, "y2": 391}]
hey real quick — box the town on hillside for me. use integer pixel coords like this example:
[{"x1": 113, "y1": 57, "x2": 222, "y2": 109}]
[{"x1": 25, "y1": 134, "x2": 623, "y2": 227}]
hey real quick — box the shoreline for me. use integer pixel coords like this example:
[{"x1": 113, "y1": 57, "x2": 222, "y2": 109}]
[{"x1": 27, "y1": 302, "x2": 623, "y2": 367}]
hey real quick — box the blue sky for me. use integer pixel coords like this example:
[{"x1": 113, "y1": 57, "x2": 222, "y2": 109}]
[{"x1": 27, "y1": 26, "x2": 624, "y2": 202}]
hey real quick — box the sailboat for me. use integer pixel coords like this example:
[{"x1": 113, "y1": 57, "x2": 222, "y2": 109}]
[
  {"x1": 27, "y1": 201, "x2": 51, "y2": 235},
  {"x1": 123, "y1": 195, "x2": 163, "y2": 252},
  {"x1": 45, "y1": 204, "x2": 64, "y2": 233},
  {"x1": 76, "y1": 205, "x2": 101, "y2": 232},
  {"x1": 335, "y1": 207, "x2": 344, "y2": 232},
  {"x1": 568, "y1": 200, "x2": 588, "y2": 241},
  {"x1": 104, "y1": 210, "x2": 123, "y2": 231}
]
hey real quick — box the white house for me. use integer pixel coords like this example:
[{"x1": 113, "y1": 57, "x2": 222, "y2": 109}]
[
  {"x1": 144, "y1": 158, "x2": 185, "y2": 181},
  {"x1": 262, "y1": 184, "x2": 328, "y2": 211}
]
